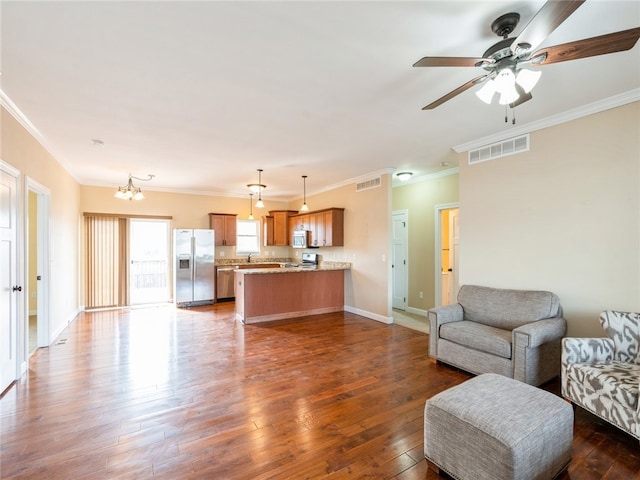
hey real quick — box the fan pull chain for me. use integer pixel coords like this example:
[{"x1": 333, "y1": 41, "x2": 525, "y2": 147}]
[
  {"x1": 512, "y1": 108, "x2": 516, "y2": 125},
  {"x1": 504, "y1": 105, "x2": 508, "y2": 123}
]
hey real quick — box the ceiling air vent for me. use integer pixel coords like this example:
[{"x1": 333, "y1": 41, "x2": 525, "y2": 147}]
[
  {"x1": 468, "y1": 134, "x2": 530, "y2": 165},
  {"x1": 356, "y1": 176, "x2": 382, "y2": 192}
]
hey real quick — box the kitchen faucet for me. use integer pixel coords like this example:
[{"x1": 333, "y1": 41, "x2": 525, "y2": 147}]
[{"x1": 247, "y1": 253, "x2": 252, "y2": 263}]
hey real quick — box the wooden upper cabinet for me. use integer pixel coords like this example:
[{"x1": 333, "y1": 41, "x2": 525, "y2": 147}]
[
  {"x1": 264, "y1": 210, "x2": 297, "y2": 246},
  {"x1": 290, "y1": 208, "x2": 344, "y2": 247},
  {"x1": 291, "y1": 213, "x2": 309, "y2": 232},
  {"x1": 320, "y1": 208, "x2": 344, "y2": 247},
  {"x1": 263, "y1": 216, "x2": 274, "y2": 246},
  {"x1": 208, "y1": 213, "x2": 237, "y2": 246}
]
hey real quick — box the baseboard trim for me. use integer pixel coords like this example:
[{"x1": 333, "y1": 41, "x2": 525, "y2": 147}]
[
  {"x1": 406, "y1": 307, "x2": 428, "y2": 317},
  {"x1": 344, "y1": 305, "x2": 393, "y2": 324},
  {"x1": 49, "y1": 308, "x2": 81, "y2": 345}
]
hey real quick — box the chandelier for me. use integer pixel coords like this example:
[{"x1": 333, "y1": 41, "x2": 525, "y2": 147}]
[{"x1": 114, "y1": 173, "x2": 155, "y2": 201}]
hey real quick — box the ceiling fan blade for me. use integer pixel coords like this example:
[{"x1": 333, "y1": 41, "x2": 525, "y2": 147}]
[
  {"x1": 511, "y1": 0, "x2": 585, "y2": 54},
  {"x1": 529, "y1": 27, "x2": 640, "y2": 65},
  {"x1": 422, "y1": 74, "x2": 491, "y2": 110},
  {"x1": 413, "y1": 57, "x2": 492, "y2": 68}
]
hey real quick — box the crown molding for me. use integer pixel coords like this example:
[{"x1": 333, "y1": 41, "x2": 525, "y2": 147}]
[
  {"x1": 0, "y1": 89, "x2": 43, "y2": 139},
  {"x1": 453, "y1": 89, "x2": 640, "y2": 153},
  {"x1": 321, "y1": 167, "x2": 396, "y2": 192}
]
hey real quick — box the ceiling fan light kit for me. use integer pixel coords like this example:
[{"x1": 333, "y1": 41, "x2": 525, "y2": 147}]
[{"x1": 414, "y1": 0, "x2": 640, "y2": 120}]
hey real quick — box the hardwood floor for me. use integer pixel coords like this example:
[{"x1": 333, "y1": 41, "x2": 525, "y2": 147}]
[{"x1": 1, "y1": 304, "x2": 639, "y2": 479}]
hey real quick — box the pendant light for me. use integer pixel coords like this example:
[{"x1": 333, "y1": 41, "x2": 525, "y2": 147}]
[
  {"x1": 248, "y1": 193, "x2": 254, "y2": 220},
  {"x1": 247, "y1": 169, "x2": 266, "y2": 208},
  {"x1": 300, "y1": 175, "x2": 309, "y2": 212}
]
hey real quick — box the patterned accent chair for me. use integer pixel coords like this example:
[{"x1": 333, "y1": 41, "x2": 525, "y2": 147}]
[{"x1": 562, "y1": 310, "x2": 640, "y2": 441}]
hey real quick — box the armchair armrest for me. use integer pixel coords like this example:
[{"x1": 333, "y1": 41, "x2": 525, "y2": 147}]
[
  {"x1": 562, "y1": 337, "x2": 614, "y2": 365},
  {"x1": 427, "y1": 304, "x2": 463, "y2": 359},
  {"x1": 428, "y1": 304, "x2": 464, "y2": 325},
  {"x1": 512, "y1": 317, "x2": 567, "y2": 385},
  {"x1": 513, "y1": 317, "x2": 567, "y2": 349}
]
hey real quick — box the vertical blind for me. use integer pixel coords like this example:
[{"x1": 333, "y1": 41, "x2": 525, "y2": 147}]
[{"x1": 84, "y1": 216, "x2": 128, "y2": 309}]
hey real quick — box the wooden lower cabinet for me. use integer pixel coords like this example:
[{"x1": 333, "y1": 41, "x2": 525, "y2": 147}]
[{"x1": 235, "y1": 269, "x2": 344, "y2": 324}]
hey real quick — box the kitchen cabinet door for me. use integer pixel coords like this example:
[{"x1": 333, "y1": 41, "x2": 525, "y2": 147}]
[
  {"x1": 324, "y1": 209, "x2": 344, "y2": 246},
  {"x1": 263, "y1": 216, "x2": 274, "y2": 246},
  {"x1": 273, "y1": 211, "x2": 290, "y2": 246},
  {"x1": 209, "y1": 213, "x2": 237, "y2": 246}
]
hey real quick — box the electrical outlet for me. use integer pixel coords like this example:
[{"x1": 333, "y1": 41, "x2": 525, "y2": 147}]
[
  {"x1": 31, "y1": 292, "x2": 37, "y2": 298},
  {"x1": 419, "y1": 291, "x2": 424, "y2": 299},
  {"x1": 219, "y1": 251, "x2": 225, "y2": 257}
]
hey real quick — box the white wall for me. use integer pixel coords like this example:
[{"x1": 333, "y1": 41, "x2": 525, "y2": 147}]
[{"x1": 459, "y1": 102, "x2": 640, "y2": 337}]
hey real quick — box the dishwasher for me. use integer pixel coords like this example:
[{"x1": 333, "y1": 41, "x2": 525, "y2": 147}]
[{"x1": 216, "y1": 266, "x2": 236, "y2": 300}]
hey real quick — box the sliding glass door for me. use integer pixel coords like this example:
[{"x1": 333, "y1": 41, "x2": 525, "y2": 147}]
[{"x1": 129, "y1": 219, "x2": 170, "y2": 305}]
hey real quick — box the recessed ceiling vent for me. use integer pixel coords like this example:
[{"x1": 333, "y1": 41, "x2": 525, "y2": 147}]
[
  {"x1": 468, "y1": 134, "x2": 530, "y2": 165},
  {"x1": 356, "y1": 176, "x2": 382, "y2": 192}
]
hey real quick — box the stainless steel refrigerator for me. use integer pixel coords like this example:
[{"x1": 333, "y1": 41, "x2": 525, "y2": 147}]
[{"x1": 174, "y1": 229, "x2": 215, "y2": 306}]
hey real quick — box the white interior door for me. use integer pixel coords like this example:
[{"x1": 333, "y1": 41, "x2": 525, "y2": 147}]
[
  {"x1": 392, "y1": 211, "x2": 408, "y2": 310},
  {"x1": 1, "y1": 162, "x2": 20, "y2": 393}
]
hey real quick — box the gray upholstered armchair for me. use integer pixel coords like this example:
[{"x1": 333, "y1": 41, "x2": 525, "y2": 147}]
[
  {"x1": 562, "y1": 310, "x2": 640, "y2": 441},
  {"x1": 428, "y1": 285, "x2": 566, "y2": 386}
]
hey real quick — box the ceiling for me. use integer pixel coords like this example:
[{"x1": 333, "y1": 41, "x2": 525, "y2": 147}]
[{"x1": 2, "y1": 1, "x2": 639, "y2": 201}]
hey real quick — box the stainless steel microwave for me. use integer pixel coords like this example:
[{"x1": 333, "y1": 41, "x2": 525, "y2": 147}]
[{"x1": 292, "y1": 230, "x2": 310, "y2": 248}]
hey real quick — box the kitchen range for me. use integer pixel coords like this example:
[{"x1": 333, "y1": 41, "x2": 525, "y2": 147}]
[{"x1": 284, "y1": 252, "x2": 319, "y2": 268}]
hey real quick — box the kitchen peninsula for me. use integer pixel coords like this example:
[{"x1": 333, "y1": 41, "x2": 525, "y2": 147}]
[{"x1": 235, "y1": 261, "x2": 351, "y2": 324}]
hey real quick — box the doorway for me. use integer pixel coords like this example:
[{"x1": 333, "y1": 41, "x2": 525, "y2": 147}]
[
  {"x1": 25, "y1": 176, "x2": 51, "y2": 362},
  {"x1": 129, "y1": 219, "x2": 171, "y2": 305},
  {"x1": 435, "y1": 204, "x2": 459, "y2": 307}
]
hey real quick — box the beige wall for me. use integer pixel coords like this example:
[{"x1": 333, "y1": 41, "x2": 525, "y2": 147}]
[
  {"x1": 80, "y1": 185, "x2": 292, "y2": 262},
  {"x1": 1, "y1": 107, "x2": 81, "y2": 348},
  {"x1": 299, "y1": 175, "x2": 392, "y2": 321},
  {"x1": 81, "y1": 174, "x2": 392, "y2": 320},
  {"x1": 392, "y1": 172, "x2": 459, "y2": 311},
  {"x1": 459, "y1": 102, "x2": 640, "y2": 337}
]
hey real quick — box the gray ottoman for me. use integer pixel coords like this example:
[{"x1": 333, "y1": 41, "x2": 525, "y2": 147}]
[{"x1": 424, "y1": 373, "x2": 573, "y2": 480}]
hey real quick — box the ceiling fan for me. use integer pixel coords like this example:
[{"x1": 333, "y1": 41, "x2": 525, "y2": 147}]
[{"x1": 414, "y1": 0, "x2": 640, "y2": 112}]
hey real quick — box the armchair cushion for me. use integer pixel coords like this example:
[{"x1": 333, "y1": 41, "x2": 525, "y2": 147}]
[
  {"x1": 564, "y1": 361, "x2": 639, "y2": 412},
  {"x1": 458, "y1": 284, "x2": 561, "y2": 330},
  {"x1": 440, "y1": 321, "x2": 512, "y2": 359}
]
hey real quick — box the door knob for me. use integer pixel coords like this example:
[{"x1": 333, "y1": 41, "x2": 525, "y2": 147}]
[{"x1": 12, "y1": 285, "x2": 22, "y2": 292}]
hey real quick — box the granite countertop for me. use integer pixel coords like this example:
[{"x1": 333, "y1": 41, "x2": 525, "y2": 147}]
[
  {"x1": 234, "y1": 261, "x2": 351, "y2": 274},
  {"x1": 215, "y1": 257, "x2": 290, "y2": 266}
]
